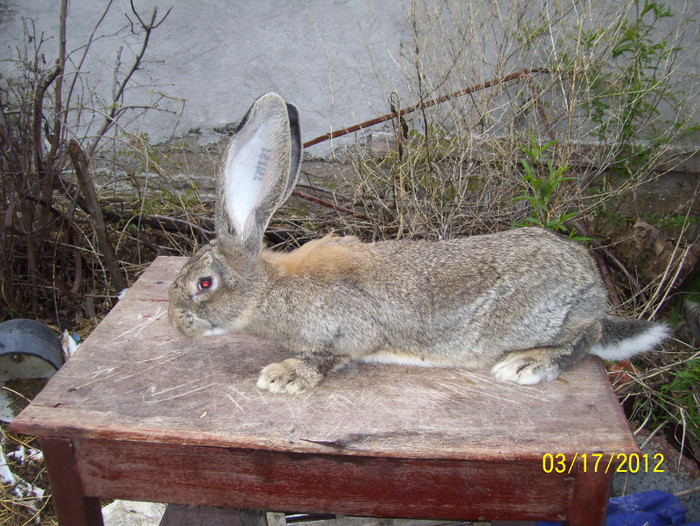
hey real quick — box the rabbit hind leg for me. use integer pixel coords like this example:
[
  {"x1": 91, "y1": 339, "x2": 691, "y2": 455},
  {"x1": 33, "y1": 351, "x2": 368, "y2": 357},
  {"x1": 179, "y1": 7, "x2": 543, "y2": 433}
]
[{"x1": 491, "y1": 321, "x2": 602, "y2": 385}]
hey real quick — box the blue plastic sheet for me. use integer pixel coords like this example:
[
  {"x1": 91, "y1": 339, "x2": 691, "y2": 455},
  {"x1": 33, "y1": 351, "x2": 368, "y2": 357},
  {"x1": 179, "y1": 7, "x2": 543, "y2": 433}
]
[{"x1": 537, "y1": 490, "x2": 698, "y2": 526}]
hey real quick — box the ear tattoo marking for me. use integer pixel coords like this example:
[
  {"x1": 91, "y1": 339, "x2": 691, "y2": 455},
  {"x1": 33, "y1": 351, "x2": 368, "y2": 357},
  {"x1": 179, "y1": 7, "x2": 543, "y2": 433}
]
[{"x1": 254, "y1": 147, "x2": 272, "y2": 181}]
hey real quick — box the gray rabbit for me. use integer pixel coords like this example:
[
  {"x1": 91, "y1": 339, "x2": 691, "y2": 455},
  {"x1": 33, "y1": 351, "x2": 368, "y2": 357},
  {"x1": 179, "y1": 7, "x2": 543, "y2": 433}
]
[{"x1": 168, "y1": 93, "x2": 668, "y2": 394}]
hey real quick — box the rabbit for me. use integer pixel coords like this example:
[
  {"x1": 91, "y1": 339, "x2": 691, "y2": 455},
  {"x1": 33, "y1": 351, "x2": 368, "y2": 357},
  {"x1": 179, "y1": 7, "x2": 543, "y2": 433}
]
[{"x1": 168, "y1": 92, "x2": 669, "y2": 394}]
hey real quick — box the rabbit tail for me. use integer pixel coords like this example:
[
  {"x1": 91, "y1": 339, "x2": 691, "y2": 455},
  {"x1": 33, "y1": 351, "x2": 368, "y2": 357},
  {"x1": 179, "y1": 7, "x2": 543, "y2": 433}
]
[{"x1": 590, "y1": 317, "x2": 669, "y2": 361}]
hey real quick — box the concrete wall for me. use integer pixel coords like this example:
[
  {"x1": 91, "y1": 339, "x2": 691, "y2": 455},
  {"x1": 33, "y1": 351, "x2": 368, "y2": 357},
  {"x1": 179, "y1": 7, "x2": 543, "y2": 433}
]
[
  {"x1": 1, "y1": 0, "x2": 698, "y2": 159},
  {"x1": 0, "y1": 1, "x2": 413, "y2": 157}
]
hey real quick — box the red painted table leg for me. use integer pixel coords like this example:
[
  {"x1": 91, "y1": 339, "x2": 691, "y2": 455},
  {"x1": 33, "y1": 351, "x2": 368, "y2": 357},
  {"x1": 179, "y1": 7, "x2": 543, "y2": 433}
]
[
  {"x1": 566, "y1": 462, "x2": 614, "y2": 526},
  {"x1": 40, "y1": 436, "x2": 104, "y2": 526}
]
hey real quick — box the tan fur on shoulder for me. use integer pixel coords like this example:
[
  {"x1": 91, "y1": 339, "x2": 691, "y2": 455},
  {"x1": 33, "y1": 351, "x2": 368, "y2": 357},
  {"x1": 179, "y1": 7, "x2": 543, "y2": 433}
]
[{"x1": 262, "y1": 235, "x2": 367, "y2": 279}]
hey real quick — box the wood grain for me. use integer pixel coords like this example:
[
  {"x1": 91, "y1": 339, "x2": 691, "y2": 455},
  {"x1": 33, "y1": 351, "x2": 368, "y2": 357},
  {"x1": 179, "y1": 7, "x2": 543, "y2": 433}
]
[{"x1": 73, "y1": 438, "x2": 573, "y2": 521}]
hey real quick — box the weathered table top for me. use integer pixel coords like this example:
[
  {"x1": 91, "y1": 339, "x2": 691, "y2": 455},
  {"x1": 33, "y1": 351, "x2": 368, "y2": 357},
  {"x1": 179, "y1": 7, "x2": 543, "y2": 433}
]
[{"x1": 11, "y1": 256, "x2": 638, "y2": 461}]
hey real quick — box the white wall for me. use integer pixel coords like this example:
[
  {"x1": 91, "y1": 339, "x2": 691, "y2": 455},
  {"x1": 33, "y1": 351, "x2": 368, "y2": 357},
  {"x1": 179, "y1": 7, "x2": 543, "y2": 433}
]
[
  {"x1": 1, "y1": 1, "x2": 416, "y2": 157},
  {"x1": 1, "y1": 0, "x2": 698, "y2": 158}
]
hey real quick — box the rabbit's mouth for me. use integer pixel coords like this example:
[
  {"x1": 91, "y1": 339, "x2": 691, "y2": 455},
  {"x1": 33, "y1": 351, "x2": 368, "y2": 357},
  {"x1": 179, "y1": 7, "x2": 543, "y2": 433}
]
[
  {"x1": 169, "y1": 300, "x2": 255, "y2": 338},
  {"x1": 168, "y1": 306, "x2": 216, "y2": 338}
]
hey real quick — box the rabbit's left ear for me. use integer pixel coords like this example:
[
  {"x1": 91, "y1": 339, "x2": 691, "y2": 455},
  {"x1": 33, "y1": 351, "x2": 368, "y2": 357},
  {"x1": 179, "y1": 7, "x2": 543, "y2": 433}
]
[{"x1": 216, "y1": 93, "x2": 302, "y2": 253}]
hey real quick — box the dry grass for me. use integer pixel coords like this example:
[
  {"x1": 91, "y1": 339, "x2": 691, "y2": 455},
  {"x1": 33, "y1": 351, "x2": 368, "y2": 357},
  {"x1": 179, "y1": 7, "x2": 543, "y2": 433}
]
[
  {"x1": 1, "y1": 380, "x2": 55, "y2": 526},
  {"x1": 0, "y1": 431, "x2": 55, "y2": 526}
]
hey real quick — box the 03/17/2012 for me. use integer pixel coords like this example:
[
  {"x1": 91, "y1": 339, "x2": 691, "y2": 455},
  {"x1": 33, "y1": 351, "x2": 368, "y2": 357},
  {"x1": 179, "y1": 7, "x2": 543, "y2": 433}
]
[{"x1": 542, "y1": 453, "x2": 665, "y2": 474}]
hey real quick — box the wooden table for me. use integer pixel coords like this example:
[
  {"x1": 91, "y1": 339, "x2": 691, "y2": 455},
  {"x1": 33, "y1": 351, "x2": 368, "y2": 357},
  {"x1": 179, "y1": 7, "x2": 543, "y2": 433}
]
[{"x1": 10, "y1": 256, "x2": 640, "y2": 525}]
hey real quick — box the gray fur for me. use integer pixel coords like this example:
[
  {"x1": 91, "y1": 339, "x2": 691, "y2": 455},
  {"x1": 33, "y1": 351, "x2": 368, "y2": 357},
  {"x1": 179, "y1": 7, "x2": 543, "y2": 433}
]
[{"x1": 168, "y1": 93, "x2": 668, "y2": 394}]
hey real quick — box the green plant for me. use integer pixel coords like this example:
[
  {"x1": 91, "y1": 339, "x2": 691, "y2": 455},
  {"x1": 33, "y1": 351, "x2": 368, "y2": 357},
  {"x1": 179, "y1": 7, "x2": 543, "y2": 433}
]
[
  {"x1": 660, "y1": 358, "x2": 700, "y2": 428},
  {"x1": 624, "y1": 347, "x2": 700, "y2": 463},
  {"x1": 512, "y1": 133, "x2": 592, "y2": 240},
  {"x1": 656, "y1": 357, "x2": 700, "y2": 456},
  {"x1": 644, "y1": 212, "x2": 699, "y2": 231},
  {"x1": 581, "y1": 0, "x2": 686, "y2": 176}
]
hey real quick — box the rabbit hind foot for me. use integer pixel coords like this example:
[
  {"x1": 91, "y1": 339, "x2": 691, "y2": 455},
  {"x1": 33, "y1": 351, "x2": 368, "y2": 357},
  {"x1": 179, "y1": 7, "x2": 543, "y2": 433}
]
[
  {"x1": 491, "y1": 348, "x2": 566, "y2": 385},
  {"x1": 491, "y1": 323, "x2": 601, "y2": 385}
]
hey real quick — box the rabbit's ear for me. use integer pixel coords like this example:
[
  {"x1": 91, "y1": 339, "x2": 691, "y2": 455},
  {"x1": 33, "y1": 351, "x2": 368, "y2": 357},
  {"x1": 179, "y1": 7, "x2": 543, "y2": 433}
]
[
  {"x1": 283, "y1": 102, "x2": 302, "y2": 202},
  {"x1": 216, "y1": 93, "x2": 302, "y2": 253}
]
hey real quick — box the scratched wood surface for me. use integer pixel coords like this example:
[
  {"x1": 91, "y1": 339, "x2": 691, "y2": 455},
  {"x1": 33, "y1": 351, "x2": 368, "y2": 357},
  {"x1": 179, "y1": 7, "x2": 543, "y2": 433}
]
[{"x1": 12, "y1": 256, "x2": 638, "y2": 460}]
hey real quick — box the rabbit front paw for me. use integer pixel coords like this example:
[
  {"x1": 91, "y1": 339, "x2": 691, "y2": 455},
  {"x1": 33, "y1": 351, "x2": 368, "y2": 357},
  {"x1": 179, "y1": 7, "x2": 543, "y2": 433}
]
[{"x1": 256, "y1": 358, "x2": 323, "y2": 395}]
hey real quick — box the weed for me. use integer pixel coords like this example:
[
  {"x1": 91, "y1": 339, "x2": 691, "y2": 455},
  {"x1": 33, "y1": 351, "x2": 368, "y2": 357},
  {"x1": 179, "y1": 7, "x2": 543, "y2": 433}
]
[
  {"x1": 659, "y1": 359, "x2": 699, "y2": 440},
  {"x1": 580, "y1": 0, "x2": 692, "y2": 177},
  {"x1": 645, "y1": 212, "x2": 699, "y2": 231},
  {"x1": 512, "y1": 133, "x2": 587, "y2": 237}
]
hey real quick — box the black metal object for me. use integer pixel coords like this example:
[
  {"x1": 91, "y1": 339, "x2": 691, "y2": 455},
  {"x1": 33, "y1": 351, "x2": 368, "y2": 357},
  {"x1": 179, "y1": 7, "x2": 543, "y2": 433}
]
[{"x1": 0, "y1": 319, "x2": 64, "y2": 371}]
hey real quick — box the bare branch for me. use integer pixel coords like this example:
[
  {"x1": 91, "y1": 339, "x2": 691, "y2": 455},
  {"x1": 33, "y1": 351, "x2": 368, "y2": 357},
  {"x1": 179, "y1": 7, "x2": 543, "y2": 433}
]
[
  {"x1": 68, "y1": 139, "x2": 127, "y2": 291},
  {"x1": 64, "y1": 0, "x2": 116, "y2": 114},
  {"x1": 87, "y1": 2, "x2": 172, "y2": 158}
]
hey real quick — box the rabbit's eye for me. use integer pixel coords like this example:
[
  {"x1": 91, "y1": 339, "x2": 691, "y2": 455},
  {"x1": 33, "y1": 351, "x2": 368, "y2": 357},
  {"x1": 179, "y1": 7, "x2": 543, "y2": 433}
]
[{"x1": 197, "y1": 277, "x2": 213, "y2": 292}]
